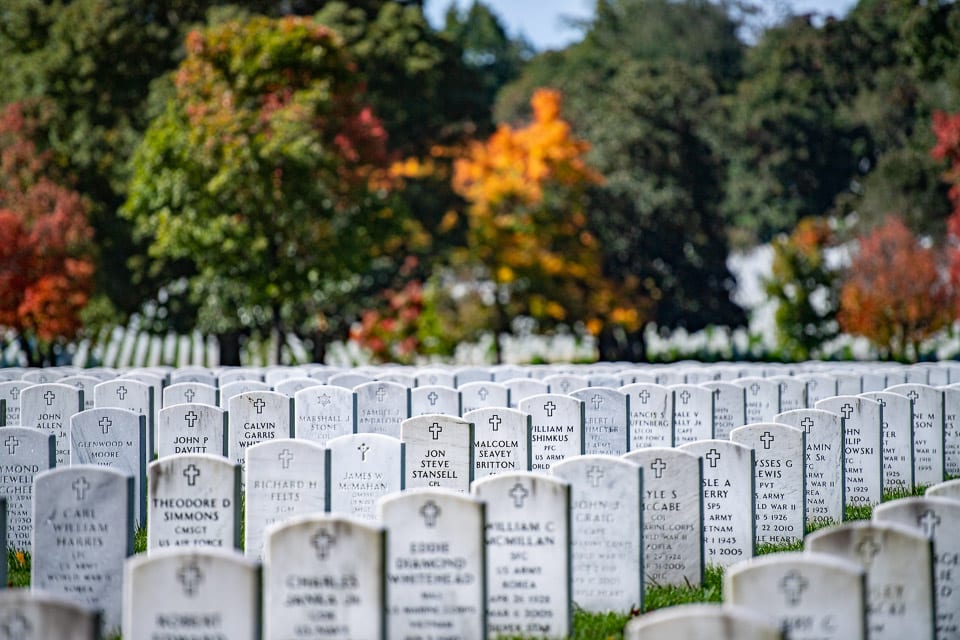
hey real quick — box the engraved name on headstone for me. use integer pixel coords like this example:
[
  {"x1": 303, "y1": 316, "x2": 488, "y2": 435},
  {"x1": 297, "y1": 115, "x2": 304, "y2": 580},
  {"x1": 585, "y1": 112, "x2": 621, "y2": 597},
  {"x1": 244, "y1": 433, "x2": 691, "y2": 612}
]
[{"x1": 327, "y1": 433, "x2": 403, "y2": 521}]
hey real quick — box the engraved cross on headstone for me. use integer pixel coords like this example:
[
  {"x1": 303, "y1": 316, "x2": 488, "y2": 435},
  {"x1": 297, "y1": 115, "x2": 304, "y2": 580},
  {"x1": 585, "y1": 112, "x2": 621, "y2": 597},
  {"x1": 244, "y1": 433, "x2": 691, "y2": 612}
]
[
  {"x1": 311, "y1": 529, "x2": 336, "y2": 560},
  {"x1": 651, "y1": 457, "x2": 667, "y2": 479},
  {"x1": 760, "y1": 431, "x2": 775, "y2": 450},
  {"x1": 856, "y1": 537, "x2": 881, "y2": 565},
  {"x1": 750, "y1": 383, "x2": 760, "y2": 396},
  {"x1": 591, "y1": 394, "x2": 604, "y2": 410},
  {"x1": 376, "y1": 386, "x2": 387, "y2": 402},
  {"x1": 779, "y1": 570, "x2": 808, "y2": 606},
  {"x1": 178, "y1": 561, "x2": 203, "y2": 597},
  {"x1": 73, "y1": 476, "x2": 90, "y2": 501},
  {"x1": 489, "y1": 414, "x2": 501, "y2": 432},
  {"x1": 587, "y1": 464, "x2": 605, "y2": 488},
  {"x1": 278, "y1": 448, "x2": 294, "y2": 469},
  {"x1": 427, "y1": 391, "x2": 439, "y2": 406},
  {"x1": 116, "y1": 385, "x2": 128, "y2": 400},
  {"x1": 183, "y1": 464, "x2": 201, "y2": 487},
  {"x1": 99, "y1": 416, "x2": 112, "y2": 435},
  {"x1": 184, "y1": 388, "x2": 196, "y2": 402},
  {"x1": 9, "y1": 386, "x2": 19, "y2": 400},
  {"x1": 908, "y1": 390, "x2": 920, "y2": 402},
  {"x1": 429, "y1": 422, "x2": 443, "y2": 440},
  {"x1": 638, "y1": 389, "x2": 650, "y2": 404},
  {"x1": 43, "y1": 391, "x2": 55, "y2": 406},
  {"x1": 840, "y1": 403, "x2": 854, "y2": 420},
  {"x1": 0, "y1": 611, "x2": 32, "y2": 640},
  {"x1": 4, "y1": 435, "x2": 19, "y2": 455},
  {"x1": 679, "y1": 390, "x2": 691, "y2": 404},
  {"x1": 358, "y1": 443, "x2": 370, "y2": 461},
  {"x1": 919, "y1": 510, "x2": 941, "y2": 538},
  {"x1": 800, "y1": 417, "x2": 814, "y2": 434},
  {"x1": 185, "y1": 411, "x2": 198, "y2": 428},
  {"x1": 544, "y1": 401, "x2": 557, "y2": 417},
  {"x1": 478, "y1": 387, "x2": 489, "y2": 400},
  {"x1": 705, "y1": 448, "x2": 721, "y2": 468},
  {"x1": 509, "y1": 482, "x2": 529, "y2": 508},
  {"x1": 253, "y1": 398, "x2": 266, "y2": 414},
  {"x1": 420, "y1": 500, "x2": 441, "y2": 527}
]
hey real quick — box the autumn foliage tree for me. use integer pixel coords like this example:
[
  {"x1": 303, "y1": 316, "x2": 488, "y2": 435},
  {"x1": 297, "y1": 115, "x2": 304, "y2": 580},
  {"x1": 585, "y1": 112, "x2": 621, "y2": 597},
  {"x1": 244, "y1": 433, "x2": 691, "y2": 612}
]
[
  {"x1": 932, "y1": 110, "x2": 960, "y2": 313},
  {"x1": 452, "y1": 89, "x2": 644, "y2": 361},
  {"x1": 122, "y1": 16, "x2": 425, "y2": 364},
  {"x1": 0, "y1": 101, "x2": 94, "y2": 366},
  {"x1": 837, "y1": 216, "x2": 953, "y2": 361}
]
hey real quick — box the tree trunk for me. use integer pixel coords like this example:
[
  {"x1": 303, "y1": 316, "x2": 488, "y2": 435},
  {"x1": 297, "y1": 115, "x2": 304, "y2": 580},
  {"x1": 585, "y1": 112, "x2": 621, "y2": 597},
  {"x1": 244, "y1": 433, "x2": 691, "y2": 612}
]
[
  {"x1": 217, "y1": 332, "x2": 242, "y2": 366},
  {"x1": 272, "y1": 303, "x2": 283, "y2": 366}
]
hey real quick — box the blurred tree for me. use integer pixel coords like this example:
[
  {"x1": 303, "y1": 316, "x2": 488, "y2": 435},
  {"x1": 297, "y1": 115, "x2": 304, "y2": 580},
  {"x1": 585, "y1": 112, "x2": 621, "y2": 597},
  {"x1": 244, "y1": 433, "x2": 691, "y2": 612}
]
[
  {"x1": 442, "y1": 1, "x2": 532, "y2": 113},
  {"x1": 764, "y1": 218, "x2": 840, "y2": 361},
  {"x1": 122, "y1": 16, "x2": 426, "y2": 364},
  {"x1": 452, "y1": 89, "x2": 643, "y2": 362},
  {"x1": 837, "y1": 216, "x2": 952, "y2": 361},
  {"x1": 0, "y1": 101, "x2": 95, "y2": 366},
  {"x1": 932, "y1": 109, "x2": 960, "y2": 314}
]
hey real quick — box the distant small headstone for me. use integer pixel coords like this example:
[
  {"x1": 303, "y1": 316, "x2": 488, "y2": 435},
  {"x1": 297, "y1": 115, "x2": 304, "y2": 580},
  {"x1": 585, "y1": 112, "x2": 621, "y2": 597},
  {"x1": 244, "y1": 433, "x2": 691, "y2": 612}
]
[
  {"x1": 263, "y1": 515, "x2": 386, "y2": 639},
  {"x1": 472, "y1": 472, "x2": 571, "y2": 639},
  {"x1": 571, "y1": 387, "x2": 629, "y2": 456},
  {"x1": 327, "y1": 433, "x2": 403, "y2": 521},
  {"x1": 702, "y1": 382, "x2": 747, "y2": 440},
  {"x1": 410, "y1": 385, "x2": 461, "y2": 417},
  {"x1": 886, "y1": 384, "x2": 945, "y2": 486},
  {"x1": 505, "y1": 378, "x2": 549, "y2": 408},
  {"x1": 941, "y1": 386, "x2": 960, "y2": 477},
  {"x1": 543, "y1": 373, "x2": 588, "y2": 395},
  {"x1": 379, "y1": 489, "x2": 486, "y2": 640},
  {"x1": 147, "y1": 454, "x2": 241, "y2": 552},
  {"x1": 93, "y1": 379, "x2": 154, "y2": 458},
  {"x1": 459, "y1": 381, "x2": 509, "y2": 413},
  {"x1": 735, "y1": 378, "x2": 781, "y2": 424},
  {"x1": 162, "y1": 382, "x2": 217, "y2": 408},
  {"x1": 620, "y1": 383, "x2": 673, "y2": 449},
  {"x1": 0, "y1": 380, "x2": 31, "y2": 426},
  {"x1": 355, "y1": 381, "x2": 409, "y2": 438},
  {"x1": 417, "y1": 368, "x2": 456, "y2": 388},
  {"x1": 60, "y1": 375, "x2": 99, "y2": 410},
  {"x1": 123, "y1": 549, "x2": 260, "y2": 640},
  {"x1": 33, "y1": 466, "x2": 134, "y2": 634},
  {"x1": 328, "y1": 372, "x2": 373, "y2": 389},
  {"x1": 217, "y1": 380, "x2": 271, "y2": 408},
  {"x1": 670, "y1": 384, "x2": 714, "y2": 445},
  {"x1": 455, "y1": 367, "x2": 493, "y2": 386}
]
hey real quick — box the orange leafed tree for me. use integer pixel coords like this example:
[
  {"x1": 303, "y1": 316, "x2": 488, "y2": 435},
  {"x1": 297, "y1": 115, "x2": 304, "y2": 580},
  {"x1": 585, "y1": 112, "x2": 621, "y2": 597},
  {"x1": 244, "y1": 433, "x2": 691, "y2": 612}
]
[
  {"x1": 0, "y1": 101, "x2": 94, "y2": 365},
  {"x1": 837, "y1": 216, "x2": 952, "y2": 361},
  {"x1": 452, "y1": 89, "x2": 643, "y2": 360}
]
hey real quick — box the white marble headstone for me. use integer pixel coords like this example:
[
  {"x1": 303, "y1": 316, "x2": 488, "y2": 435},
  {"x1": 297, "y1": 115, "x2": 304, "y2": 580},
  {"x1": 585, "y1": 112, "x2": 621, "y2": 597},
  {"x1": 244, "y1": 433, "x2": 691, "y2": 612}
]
[
  {"x1": 263, "y1": 515, "x2": 386, "y2": 639},
  {"x1": 327, "y1": 433, "x2": 403, "y2": 521},
  {"x1": 702, "y1": 382, "x2": 747, "y2": 440},
  {"x1": 0, "y1": 590, "x2": 101, "y2": 640},
  {"x1": 862, "y1": 391, "x2": 915, "y2": 494},
  {"x1": 774, "y1": 408, "x2": 844, "y2": 525},
  {"x1": 379, "y1": 489, "x2": 486, "y2": 640},
  {"x1": 355, "y1": 381, "x2": 409, "y2": 438},
  {"x1": 571, "y1": 387, "x2": 629, "y2": 456},
  {"x1": 464, "y1": 407, "x2": 530, "y2": 480},
  {"x1": 20, "y1": 382, "x2": 83, "y2": 466},
  {"x1": 472, "y1": 472, "x2": 571, "y2": 638},
  {"x1": 402, "y1": 414, "x2": 474, "y2": 493},
  {"x1": 623, "y1": 603, "x2": 782, "y2": 640},
  {"x1": 816, "y1": 395, "x2": 883, "y2": 506},
  {"x1": 886, "y1": 384, "x2": 945, "y2": 486},
  {"x1": 459, "y1": 381, "x2": 509, "y2": 413},
  {"x1": 157, "y1": 402, "x2": 227, "y2": 458}
]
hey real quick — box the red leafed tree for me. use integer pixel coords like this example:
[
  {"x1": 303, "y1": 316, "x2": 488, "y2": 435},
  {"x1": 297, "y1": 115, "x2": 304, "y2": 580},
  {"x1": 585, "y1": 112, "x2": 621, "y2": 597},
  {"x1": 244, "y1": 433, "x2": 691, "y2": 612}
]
[
  {"x1": 0, "y1": 101, "x2": 94, "y2": 365},
  {"x1": 932, "y1": 110, "x2": 960, "y2": 312},
  {"x1": 837, "y1": 216, "x2": 953, "y2": 361}
]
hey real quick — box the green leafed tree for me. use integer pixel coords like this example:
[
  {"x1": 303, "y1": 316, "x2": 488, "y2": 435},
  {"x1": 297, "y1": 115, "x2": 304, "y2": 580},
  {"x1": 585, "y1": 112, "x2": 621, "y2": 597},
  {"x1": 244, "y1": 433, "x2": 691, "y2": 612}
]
[{"x1": 121, "y1": 16, "x2": 426, "y2": 363}]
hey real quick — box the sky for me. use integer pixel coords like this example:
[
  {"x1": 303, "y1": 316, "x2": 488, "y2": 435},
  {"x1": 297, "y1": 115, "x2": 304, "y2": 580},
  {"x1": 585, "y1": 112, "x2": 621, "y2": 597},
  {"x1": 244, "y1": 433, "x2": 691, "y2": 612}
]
[{"x1": 424, "y1": 0, "x2": 859, "y2": 51}]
